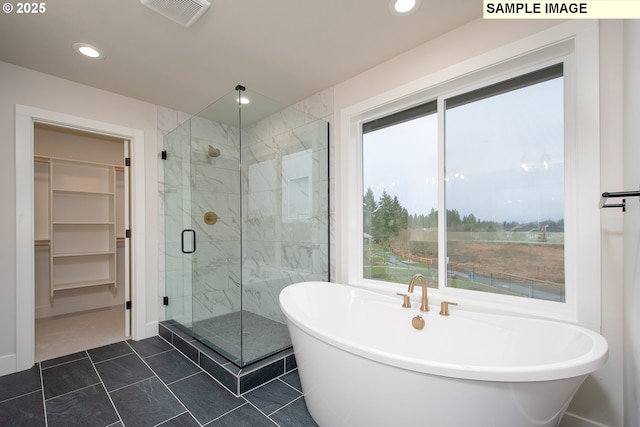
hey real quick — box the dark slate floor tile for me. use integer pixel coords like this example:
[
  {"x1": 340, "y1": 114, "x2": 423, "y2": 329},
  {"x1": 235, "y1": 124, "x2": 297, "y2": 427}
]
[
  {"x1": 88, "y1": 342, "x2": 133, "y2": 363},
  {"x1": 40, "y1": 352, "x2": 88, "y2": 369},
  {"x1": 208, "y1": 402, "x2": 277, "y2": 427},
  {"x1": 41, "y1": 358, "x2": 100, "y2": 400},
  {"x1": 163, "y1": 322, "x2": 197, "y2": 346},
  {"x1": 285, "y1": 354, "x2": 297, "y2": 371},
  {"x1": 279, "y1": 370, "x2": 302, "y2": 393},
  {"x1": 239, "y1": 360, "x2": 283, "y2": 394},
  {"x1": 145, "y1": 349, "x2": 201, "y2": 384},
  {"x1": 169, "y1": 372, "x2": 244, "y2": 425},
  {"x1": 270, "y1": 397, "x2": 318, "y2": 427},
  {"x1": 158, "y1": 323, "x2": 173, "y2": 344},
  {"x1": 172, "y1": 334, "x2": 198, "y2": 363},
  {"x1": 244, "y1": 379, "x2": 301, "y2": 415},
  {"x1": 128, "y1": 336, "x2": 172, "y2": 358},
  {"x1": 0, "y1": 365, "x2": 41, "y2": 401},
  {"x1": 0, "y1": 390, "x2": 45, "y2": 426},
  {"x1": 46, "y1": 383, "x2": 119, "y2": 427},
  {"x1": 199, "y1": 353, "x2": 238, "y2": 394},
  {"x1": 110, "y1": 377, "x2": 185, "y2": 427},
  {"x1": 0, "y1": 336, "x2": 306, "y2": 427},
  {"x1": 156, "y1": 412, "x2": 200, "y2": 427},
  {"x1": 94, "y1": 353, "x2": 154, "y2": 392},
  {"x1": 191, "y1": 340, "x2": 230, "y2": 366}
]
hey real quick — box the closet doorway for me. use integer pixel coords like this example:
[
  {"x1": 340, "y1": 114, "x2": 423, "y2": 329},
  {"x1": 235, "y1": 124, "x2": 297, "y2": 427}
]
[{"x1": 33, "y1": 123, "x2": 131, "y2": 362}]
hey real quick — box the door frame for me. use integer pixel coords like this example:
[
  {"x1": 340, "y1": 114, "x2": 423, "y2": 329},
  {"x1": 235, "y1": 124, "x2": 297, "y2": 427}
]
[{"x1": 15, "y1": 105, "x2": 147, "y2": 372}]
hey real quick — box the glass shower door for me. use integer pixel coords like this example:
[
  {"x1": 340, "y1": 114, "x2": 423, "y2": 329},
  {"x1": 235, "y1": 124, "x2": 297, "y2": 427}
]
[{"x1": 163, "y1": 119, "x2": 195, "y2": 333}]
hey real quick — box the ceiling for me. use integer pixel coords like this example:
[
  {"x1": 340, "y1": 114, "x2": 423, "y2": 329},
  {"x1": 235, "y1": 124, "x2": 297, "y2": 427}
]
[{"x1": 0, "y1": 0, "x2": 481, "y2": 115}]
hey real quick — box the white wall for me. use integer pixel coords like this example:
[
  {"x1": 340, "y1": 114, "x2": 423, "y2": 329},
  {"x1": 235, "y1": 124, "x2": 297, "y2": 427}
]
[
  {"x1": 0, "y1": 60, "x2": 159, "y2": 373},
  {"x1": 623, "y1": 20, "x2": 640, "y2": 427},
  {"x1": 566, "y1": 20, "x2": 625, "y2": 426},
  {"x1": 333, "y1": 18, "x2": 626, "y2": 427}
]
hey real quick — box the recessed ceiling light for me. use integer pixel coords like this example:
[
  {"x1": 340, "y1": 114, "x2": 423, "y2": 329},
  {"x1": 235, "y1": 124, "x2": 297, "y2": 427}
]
[
  {"x1": 72, "y1": 43, "x2": 105, "y2": 59},
  {"x1": 237, "y1": 96, "x2": 250, "y2": 105},
  {"x1": 390, "y1": 0, "x2": 421, "y2": 15}
]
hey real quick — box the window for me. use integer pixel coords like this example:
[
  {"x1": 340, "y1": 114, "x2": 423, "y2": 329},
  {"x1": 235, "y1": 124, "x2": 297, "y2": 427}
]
[
  {"x1": 362, "y1": 63, "x2": 566, "y2": 302},
  {"x1": 444, "y1": 64, "x2": 565, "y2": 302},
  {"x1": 341, "y1": 23, "x2": 600, "y2": 324},
  {"x1": 362, "y1": 102, "x2": 438, "y2": 286}
]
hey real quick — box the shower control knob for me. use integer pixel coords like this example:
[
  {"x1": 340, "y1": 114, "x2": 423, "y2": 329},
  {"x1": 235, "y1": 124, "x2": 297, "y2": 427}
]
[
  {"x1": 412, "y1": 315, "x2": 425, "y2": 330},
  {"x1": 204, "y1": 211, "x2": 218, "y2": 225}
]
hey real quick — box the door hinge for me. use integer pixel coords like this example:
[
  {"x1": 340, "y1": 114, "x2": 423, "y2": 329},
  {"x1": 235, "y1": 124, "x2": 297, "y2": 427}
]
[
  {"x1": 163, "y1": 296, "x2": 169, "y2": 306},
  {"x1": 126, "y1": 301, "x2": 132, "y2": 310},
  {"x1": 125, "y1": 157, "x2": 131, "y2": 166},
  {"x1": 161, "y1": 150, "x2": 167, "y2": 160},
  {"x1": 125, "y1": 229, "x2": 131, "y2": 238}
]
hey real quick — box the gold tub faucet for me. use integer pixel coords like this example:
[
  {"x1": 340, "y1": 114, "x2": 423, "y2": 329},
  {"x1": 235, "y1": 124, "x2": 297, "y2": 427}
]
[
  {"x1": 439, "y1": 301, "x2": 458, "y2": 316},
  {"x1": 408, "y1": 274, "x2": 429, "y2": 312}
]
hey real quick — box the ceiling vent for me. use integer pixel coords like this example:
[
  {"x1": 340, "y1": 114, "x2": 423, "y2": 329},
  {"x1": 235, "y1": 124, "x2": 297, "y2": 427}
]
[{"x1": 141, "y1": 0, "x2": 211, "y2": 27}]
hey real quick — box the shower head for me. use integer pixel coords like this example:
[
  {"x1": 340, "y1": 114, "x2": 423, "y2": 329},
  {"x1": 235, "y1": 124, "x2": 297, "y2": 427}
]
[{"x1": 208, "y1": 145, "x2": 221, "y2": 158}]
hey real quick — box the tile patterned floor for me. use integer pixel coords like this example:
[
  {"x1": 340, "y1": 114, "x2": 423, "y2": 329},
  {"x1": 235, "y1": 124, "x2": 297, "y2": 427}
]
[{"x1": 0, "y1": 336, "x2": 318, "y2": 427}]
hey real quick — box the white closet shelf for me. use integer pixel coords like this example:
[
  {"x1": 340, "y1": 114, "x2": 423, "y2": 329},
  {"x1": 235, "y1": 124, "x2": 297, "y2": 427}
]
[
  {"x1": 53, "y1": 222, "x2": 116, "y2": 225},
  {"x1": 52, "y1": 189, "x2": 115, "y2": 196},
  {"x1": 47, "y1": 158, "x2": 118, "y2": 295},
  {"x1": 52, "y1": 251, "x2": 116, "y2": 258},
  {"x1": 53, "y1": 279, "x2": 116, "y2": 291}
]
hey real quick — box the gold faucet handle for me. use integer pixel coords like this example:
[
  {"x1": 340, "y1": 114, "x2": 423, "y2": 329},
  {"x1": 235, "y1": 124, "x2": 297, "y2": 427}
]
[
  {"x1": 439, "y1": 301, "x2": 458, "y2": 316},
  {"x1": 396, "y1": 293, "x2": 412, "y2": 308}
]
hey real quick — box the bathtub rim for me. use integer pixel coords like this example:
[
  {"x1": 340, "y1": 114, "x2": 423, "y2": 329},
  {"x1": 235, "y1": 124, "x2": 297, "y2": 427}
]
[{"x1": 279, "y1": 281, "x2": 609, "y2": 383}]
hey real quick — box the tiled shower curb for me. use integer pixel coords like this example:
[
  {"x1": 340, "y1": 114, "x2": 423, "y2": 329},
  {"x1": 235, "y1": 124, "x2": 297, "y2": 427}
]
[{"x1": 159, "y1": 321, "x2": 297, "y2": 396}]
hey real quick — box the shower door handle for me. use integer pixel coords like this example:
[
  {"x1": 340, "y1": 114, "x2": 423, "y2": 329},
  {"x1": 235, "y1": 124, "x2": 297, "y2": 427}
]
[{"x1": 181, "y1": 229, "x2": 196, "y2": 254}]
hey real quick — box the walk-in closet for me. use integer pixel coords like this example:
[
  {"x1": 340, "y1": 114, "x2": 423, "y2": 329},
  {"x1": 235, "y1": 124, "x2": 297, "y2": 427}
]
[{"x1": 33, "y1": 123, "x2": 130, "y2": 361}]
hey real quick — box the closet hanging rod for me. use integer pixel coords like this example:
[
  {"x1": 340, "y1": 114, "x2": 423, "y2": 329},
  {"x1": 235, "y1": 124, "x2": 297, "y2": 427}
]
[{"x1": 599, "y1": 190, "x2": 640, "y2": 212}]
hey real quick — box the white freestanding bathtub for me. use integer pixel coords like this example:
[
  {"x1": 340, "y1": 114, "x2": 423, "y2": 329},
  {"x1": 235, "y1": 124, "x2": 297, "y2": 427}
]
[{"x1": 279, "y1": 281, "x2": 608, "y2": 427}]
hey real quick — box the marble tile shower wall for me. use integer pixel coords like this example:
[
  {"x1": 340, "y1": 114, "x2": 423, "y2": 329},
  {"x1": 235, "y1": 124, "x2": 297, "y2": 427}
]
[
  {"x1": 241, "y1": 112, "x2": 330, "y2": 322},
  {"x1": 157, "y1": 88, "x2": 335, "y2": 325},
  {"x1": 190, "y1": 116, "x2": 243, "y2": 324}
]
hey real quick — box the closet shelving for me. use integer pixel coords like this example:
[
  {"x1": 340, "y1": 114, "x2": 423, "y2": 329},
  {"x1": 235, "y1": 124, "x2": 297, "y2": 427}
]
[{"x1": 44, "y1": 157, "x2": 118, "y2": 296}]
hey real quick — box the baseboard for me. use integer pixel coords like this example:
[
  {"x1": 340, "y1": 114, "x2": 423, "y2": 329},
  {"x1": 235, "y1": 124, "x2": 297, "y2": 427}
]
[
  {"x1": 561, "y1": 412, "x2": 612, "y2": 427},
  {"x1": 0, "y1": 353, "x2": 17, "y2": 377},
  {"x1": 143, "y1": 321, "x2": 159, "y2": 341}
]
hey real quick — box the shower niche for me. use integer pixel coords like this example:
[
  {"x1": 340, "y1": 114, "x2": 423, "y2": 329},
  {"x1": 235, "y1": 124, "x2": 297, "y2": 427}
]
[{"x1": 163, "y1": 86, "x2": 329, "y2": 368}]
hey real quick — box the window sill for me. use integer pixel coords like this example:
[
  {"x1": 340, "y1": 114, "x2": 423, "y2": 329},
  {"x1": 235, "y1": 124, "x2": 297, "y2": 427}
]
[{"x1": 347, "y1": 279, "x2": 592, "y2": 330}]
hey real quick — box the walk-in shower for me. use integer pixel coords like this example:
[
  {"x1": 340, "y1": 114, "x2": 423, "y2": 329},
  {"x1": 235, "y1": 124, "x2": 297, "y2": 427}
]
[{"x1": 163, "y1": 86, "x2": 329, "y2": 367}]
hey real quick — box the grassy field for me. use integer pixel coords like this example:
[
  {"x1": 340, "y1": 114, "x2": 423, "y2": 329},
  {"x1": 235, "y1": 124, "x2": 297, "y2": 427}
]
[{"x1": 364, "y1": 239, "x2": 565, "y2": 297}]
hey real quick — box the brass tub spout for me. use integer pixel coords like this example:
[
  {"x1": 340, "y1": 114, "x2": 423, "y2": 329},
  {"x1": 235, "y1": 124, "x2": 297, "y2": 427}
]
[{"x1": 408, "y1": 274, "x2": 429, "y2": 312}]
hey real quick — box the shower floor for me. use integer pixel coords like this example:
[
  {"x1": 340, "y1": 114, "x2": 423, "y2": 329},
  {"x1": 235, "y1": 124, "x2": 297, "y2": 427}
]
[{"x1": 192, "y1": 310, "x2": 291, "y2": 366}]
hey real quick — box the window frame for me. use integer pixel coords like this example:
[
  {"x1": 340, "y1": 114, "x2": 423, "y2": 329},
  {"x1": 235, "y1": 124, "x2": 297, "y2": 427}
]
[{"x1": 337, "y1": 21, "x2": 600, "y2": 327}]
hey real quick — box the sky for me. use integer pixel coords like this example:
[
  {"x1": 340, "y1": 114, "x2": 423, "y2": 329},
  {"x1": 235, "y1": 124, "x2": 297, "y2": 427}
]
[{"x1": 362, "y1": 78, "x2": 564, "y2": 224}]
